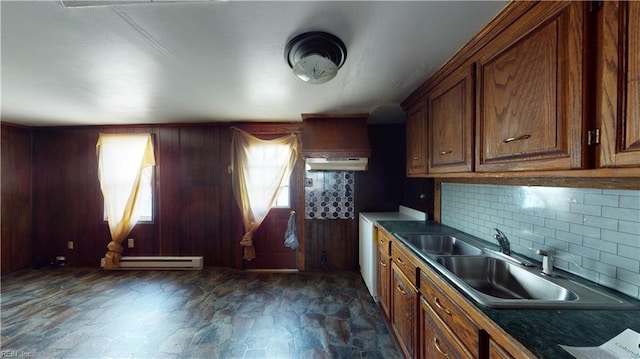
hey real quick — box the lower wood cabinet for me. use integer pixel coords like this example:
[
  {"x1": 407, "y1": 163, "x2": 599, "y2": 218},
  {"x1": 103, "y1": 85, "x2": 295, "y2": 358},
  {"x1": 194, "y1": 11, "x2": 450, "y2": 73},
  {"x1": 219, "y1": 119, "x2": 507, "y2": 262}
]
[
  {"x1": 377, "y1": 244, "x2": 391, "y2": 319},
  {"x1": 391, "y1": 262, "x2": 418, "y2": 359},
  {"x1": 419, "y1": 270, "x2": 482, "y2": 358},
  {"x1": 489, "y1": 339, "x2": 516, "y2": 359},
  {"x1": 420, "y1": 297, "x2": 474, "y2": 359}
]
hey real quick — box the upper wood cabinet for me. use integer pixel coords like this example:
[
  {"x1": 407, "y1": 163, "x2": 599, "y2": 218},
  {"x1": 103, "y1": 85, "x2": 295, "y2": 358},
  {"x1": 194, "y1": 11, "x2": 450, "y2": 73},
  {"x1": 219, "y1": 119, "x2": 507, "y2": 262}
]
[
  {"x1": 596, "y1": 1, "x2": 640, "y2": 167},
  {"x1": 406, "y1": 102, "x2": 428, "y2": 176},
  {"x1": 476, "y1": 1, "x2": 586, "y2": 172},
  {"x1": 427, "y1": 64, "x2": 475, "y2": 173}
]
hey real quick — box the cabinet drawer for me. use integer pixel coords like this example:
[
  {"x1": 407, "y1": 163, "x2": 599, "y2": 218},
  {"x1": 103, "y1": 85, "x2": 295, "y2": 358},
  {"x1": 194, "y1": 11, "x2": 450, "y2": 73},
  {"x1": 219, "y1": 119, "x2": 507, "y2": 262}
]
[
  {"x1": 420, "y1": 297, "x2": 474, "y2": 359},
  {"x1": 376, "y1": 226, "x2": 393, "y2": 256},
  {"x1": 489, "y1": 339, "x2": 516, "y2": 359},
  {"x1": 392, "y1": 242, "x2": 419, "y2": 284},
  {"x1": 420, "y1": 270, "x2": 480, "y2": 356}
]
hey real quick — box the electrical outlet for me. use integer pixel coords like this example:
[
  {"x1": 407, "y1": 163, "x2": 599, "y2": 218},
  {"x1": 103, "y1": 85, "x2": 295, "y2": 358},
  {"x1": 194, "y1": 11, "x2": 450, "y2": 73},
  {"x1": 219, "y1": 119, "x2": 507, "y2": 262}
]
[
  {"x1": 128, "y1": 238, "x2": 134, "y2": 248},
  {"x1": 67, "y1": 241, "x2": 74, "y2": 250}
]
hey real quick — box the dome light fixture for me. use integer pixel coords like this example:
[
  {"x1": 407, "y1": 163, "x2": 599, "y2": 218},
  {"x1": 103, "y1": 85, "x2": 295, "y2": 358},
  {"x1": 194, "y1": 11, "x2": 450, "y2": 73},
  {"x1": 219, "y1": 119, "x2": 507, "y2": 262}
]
[{"x1": 284, "y1": 31, "x2": 347, "y2": 84}]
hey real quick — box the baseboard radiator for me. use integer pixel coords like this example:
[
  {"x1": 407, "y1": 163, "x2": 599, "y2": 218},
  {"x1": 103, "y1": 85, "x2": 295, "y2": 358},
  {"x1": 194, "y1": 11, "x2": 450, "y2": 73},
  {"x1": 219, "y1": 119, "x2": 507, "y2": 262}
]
[{"x1": 100, "y1": 256, "x2": 203, "y2": 270}]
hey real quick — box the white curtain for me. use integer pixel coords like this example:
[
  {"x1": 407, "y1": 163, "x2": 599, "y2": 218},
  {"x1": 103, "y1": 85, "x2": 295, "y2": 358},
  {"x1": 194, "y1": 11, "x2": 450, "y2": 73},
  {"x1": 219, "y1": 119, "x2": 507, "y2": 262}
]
[
  {"x1": 230, "y1": 127, "x2": 298, "y2": 261},
  {"x1": 97, "y1": 133, "x2": 155, "y2": 268}
]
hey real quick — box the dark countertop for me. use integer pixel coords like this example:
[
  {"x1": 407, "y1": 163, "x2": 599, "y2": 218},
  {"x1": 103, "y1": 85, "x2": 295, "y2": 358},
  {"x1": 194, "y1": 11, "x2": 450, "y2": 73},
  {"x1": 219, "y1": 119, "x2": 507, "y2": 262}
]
[{"x1": 377, "y1": 220, "x2": 640, "y2": 359}]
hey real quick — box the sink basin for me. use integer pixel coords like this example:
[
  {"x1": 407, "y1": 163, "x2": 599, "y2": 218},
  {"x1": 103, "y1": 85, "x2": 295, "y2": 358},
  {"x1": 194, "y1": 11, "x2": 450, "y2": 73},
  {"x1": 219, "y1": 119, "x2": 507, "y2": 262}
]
[
  {"x1": 435, "y1": 256, "x2": 576, "y2": 301},
  {"x1": 434, "y1": 255, "x2": 636, "y2": 309},
  {"x1": 396, "y1": 234, "x2": 483, "y2": 256},
  {"x1": 391, "y1": 230, "x2": 637, "y2": 309}
]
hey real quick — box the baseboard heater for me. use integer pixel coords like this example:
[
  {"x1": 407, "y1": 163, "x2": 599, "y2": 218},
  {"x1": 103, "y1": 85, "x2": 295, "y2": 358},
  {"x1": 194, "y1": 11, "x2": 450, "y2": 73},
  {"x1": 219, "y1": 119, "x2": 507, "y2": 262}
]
[{"x1": 100, "y1": 256, "x2": 203, "y2": 270}]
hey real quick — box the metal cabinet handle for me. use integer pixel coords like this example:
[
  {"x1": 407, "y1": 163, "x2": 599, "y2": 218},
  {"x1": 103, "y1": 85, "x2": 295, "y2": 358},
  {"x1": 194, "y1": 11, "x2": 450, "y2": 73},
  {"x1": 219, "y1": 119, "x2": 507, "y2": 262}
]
[
  {"x1": 412, "y1": 156, "x2": 420, "y2": 160},
  {"x1": 433, "y1": 337, "x2": 450, "y2": 358},
  {"x1": 396, "y1": 257, "x2": 405, "y2": 265},
  {"x1": 503, "y1": 134, "x2": 531, "y2": 143},
  {"x1": 439, "y1": 150, "x2": 453, "y2": 155},
  {"x1": 380, "y1": 260, "x2": 387, "y2": 267},
  {"x1": 434, "y1": 296, "x2": 452, "y2": 315},
  {"x1": 396, "y1": 285, "x2": 406, "y2": 295}
]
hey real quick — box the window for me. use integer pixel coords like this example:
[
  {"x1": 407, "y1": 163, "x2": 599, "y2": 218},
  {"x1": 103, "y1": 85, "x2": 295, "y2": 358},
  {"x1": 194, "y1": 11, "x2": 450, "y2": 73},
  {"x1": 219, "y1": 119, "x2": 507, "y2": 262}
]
[
  {"x1": 98, "y1": 133, "x2": 155, "y2": 224},
  {"x1": 246, "y1": 141, "x2": 292, "y2": 212},
  {"x1": 103, "y1": 173, "x2": 153, "y2": 222}
]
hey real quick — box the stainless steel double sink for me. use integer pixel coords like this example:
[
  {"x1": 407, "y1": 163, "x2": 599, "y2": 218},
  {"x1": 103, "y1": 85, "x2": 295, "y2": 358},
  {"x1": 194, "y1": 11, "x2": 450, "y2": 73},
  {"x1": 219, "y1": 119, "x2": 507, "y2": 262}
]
[{"x1": 393, "y1": 233, "x2": 636, "y2": 309}]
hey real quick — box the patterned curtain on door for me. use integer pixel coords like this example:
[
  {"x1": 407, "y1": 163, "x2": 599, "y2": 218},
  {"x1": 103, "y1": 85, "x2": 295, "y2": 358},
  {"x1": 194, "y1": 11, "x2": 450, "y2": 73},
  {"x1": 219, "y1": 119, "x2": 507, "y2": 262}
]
[
  {"x1": 230, "y1": 127, "x2": 298, "y2": 261},
  {"x1": 97, "y1": 133, "x2": 155, "y2": 268}
]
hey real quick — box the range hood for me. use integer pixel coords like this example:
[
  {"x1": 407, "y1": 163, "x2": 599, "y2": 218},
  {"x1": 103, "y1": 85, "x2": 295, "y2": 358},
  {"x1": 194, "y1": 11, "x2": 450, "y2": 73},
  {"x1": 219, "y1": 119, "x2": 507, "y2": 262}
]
[
  {"x1": 302, "y1": 114, "x2": 371, "y2": 171},
  {"x1": 306, "y1": 157, "x2": 369, "y2": 171}
]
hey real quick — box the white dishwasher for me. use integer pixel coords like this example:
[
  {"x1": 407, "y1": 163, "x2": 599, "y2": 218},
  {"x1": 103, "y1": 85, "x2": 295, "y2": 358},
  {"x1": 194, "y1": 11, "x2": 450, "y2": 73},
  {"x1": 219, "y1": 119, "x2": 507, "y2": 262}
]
[{"x1": 359, "y1": 206, "x2": 424, "y2": 302}]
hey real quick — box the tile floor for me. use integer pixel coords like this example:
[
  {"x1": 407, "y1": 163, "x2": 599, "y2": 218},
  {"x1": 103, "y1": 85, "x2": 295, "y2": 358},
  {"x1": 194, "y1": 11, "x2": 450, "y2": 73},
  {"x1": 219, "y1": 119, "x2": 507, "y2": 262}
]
[{"x1": 0, "y1": 267, "x2": 401, "y2": 359}]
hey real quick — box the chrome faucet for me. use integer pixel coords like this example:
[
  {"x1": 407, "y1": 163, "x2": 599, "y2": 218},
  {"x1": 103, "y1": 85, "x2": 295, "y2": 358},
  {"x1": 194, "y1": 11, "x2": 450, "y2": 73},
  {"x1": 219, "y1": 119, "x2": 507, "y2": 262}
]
[{"x1": 494, "y1": 228, "x2": 511, "y2": 256}]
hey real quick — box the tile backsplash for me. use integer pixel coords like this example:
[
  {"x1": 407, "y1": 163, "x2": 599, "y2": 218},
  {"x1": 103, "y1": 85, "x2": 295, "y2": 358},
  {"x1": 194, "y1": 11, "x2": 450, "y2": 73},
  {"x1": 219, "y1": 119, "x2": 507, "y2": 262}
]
[
  {"x1": 304, "y1": 171, "x2": 355, "y2": 220},
  {"x1": 441, "y1": 183, "x2": 640, "y2": 299}
]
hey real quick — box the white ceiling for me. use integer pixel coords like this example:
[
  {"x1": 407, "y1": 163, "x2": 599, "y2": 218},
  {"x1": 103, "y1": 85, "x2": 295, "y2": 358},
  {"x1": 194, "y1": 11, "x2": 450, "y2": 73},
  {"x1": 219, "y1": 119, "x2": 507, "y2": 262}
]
[{"x1": 1, "y1": 0, "x2": 506, "y2": 126}]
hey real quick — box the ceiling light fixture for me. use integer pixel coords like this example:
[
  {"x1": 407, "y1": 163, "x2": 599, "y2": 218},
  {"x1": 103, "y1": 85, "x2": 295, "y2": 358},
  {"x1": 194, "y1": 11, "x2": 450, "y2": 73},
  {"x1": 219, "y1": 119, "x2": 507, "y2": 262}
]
[{"x1": 284, "y1": 31, "x2": 347, "y2": 85}]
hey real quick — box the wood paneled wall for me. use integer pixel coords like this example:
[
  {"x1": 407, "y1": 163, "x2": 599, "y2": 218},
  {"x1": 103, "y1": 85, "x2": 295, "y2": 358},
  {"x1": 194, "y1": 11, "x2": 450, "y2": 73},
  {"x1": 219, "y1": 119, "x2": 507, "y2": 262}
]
[
  {"x1": 28, "y1": 125, "x2": 242, "y2": 269},
  {"x1": 2, "y1": 122, "x2": 411, "y2": 273},
  {"x1": 1, "y1": 124, "x2": 33, "y2": 273}
]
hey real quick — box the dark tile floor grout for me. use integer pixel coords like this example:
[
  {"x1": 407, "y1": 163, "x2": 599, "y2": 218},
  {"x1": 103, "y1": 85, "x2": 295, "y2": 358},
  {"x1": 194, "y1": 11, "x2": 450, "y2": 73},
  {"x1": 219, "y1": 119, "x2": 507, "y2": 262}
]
[{"x1": 1, "y1": 267, "x2": 402, "y2": 359}]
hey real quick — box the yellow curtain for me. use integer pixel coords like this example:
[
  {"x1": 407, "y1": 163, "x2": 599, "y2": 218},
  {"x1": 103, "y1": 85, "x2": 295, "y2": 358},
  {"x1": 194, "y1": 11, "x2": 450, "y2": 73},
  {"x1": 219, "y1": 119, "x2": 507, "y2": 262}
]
[
  {"x1": 97, "y1": 133, "x2": 156, "y2": 268},
  {"x1": 230, "y1": 127, "x2": 298, "y2": 261}
]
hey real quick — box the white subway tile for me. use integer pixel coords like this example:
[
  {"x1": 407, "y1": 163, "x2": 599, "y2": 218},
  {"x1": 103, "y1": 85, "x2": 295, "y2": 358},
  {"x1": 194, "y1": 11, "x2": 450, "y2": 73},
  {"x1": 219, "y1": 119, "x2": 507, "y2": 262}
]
[
  {"x1": 582, "y1": 236, "x2": 616, "y2": 254},
  {"x1": 544, "y1": 238, "x2": 569, "y2": 251},
  {"x1": 602, "y1": 229, "x2": 640, "y2": 247},
  {"x1": 581, "y1": 257, "x2": 617, "y2": 277},
  {"x1": 600, "y1": 252, "x2": 640, "y2": 272},
  {"x1": 570, "y1": 203, "x2": 602, "y2": 216},
  {"x1": 569, "y1": 223, "x2": 602, "y2": 238},
  {"x1": 602, "y1": 206, "x2": 640, "y2": 222},
  {"x1": 617, "y1": 268, "x2": 640, "y2": 288},
  {"x1": 597, "y1": 274, "x2": 639, "y2": 298},
  {"x1": 584, "y1": 193, "x2": 619, "y2": 207},
  {"x1": 618, "y1": 220, "x2": 640, "y2": 235},
  {"x1": 618, "y1": 244, "x2": 640, "y2": 260},
  {"x1": 603, "y1": 189, "x2": 640, "y2": 196},
  {"x1": 568, "y1": 243, "x2": 600, "y2": 261},
  {"x1": 513, "y1": 213, "x2": 545, "y2": 226},
  {"x1": 555, "y1": 230, "x2": 583, "y2": 245},
  {"x1": 619, "y1": 196, "x2": 640, "y2": 209},
  {"x1": 583, "y1": 215, "x2": 618, "y2": 231},
  {"x1": 533, "y1": 225, "x2": 555, "y2": 238},
  {"x1": 556, "y1": 211, "x2": 584, "y2": 225},
  {"x1": 544, "y1": 218, "x2": 570, "y2": 232}
]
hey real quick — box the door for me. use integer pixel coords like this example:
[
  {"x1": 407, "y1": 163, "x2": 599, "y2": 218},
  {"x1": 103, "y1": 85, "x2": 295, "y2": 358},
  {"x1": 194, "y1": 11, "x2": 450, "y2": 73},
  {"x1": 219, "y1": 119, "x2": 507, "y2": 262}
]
[{"x1": 243, "y1": 162, "x2": 298, "y2": 270}]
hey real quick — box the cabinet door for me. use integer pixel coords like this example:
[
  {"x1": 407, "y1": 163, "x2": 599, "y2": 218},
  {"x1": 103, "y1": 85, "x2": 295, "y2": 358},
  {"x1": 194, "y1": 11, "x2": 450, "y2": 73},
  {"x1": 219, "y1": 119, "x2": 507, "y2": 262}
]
[
  {"x1": 378, "y1": 245, "x2": 391, "y2": 320},
  {"x1": 392, "y1": 262, "x2": 417, "y2": 359},
  {"x1": 407, "y1": 102, "x2": 428, "y2": 176},
  {"x1": 476, "y1": 2, "x2": 586, "y2": 171},
  {"x1": 428, "y1": 64, "x2": 475, "y2": 173},
  {"x1": 596, "y1": 1, "x2": 640, "y2": 167}
]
